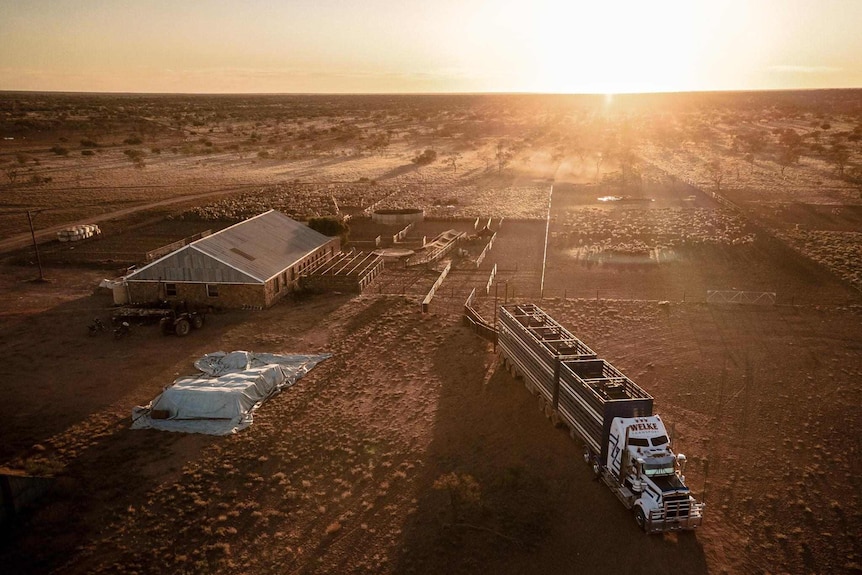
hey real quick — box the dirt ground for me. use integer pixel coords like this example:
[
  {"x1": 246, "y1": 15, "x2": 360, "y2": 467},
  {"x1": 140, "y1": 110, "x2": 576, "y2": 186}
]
[
  {"x1": 1, "y1": 91, "x2": 862, "y2": 575},
  {"x1": 1, "y1": 255, "x2": 860, "y2": 575}
]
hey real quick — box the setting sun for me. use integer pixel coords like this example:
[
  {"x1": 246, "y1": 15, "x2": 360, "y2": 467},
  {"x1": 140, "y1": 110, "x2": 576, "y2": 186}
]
[{"x1": 0, "y1": 0, "x2": 859, "y2": 93}]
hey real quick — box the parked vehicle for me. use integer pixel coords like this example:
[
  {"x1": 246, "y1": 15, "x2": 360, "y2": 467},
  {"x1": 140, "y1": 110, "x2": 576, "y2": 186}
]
[
  {"x1": 497, "y1": 303, "x2": 704, "y2": 533},
  {"x1": 159, "y1": 310, "x2": 205, "y2": 337},
  {"x1": 87, "y1": 318, "x2": 106, "y2": 336},
  {"x1": 110, "y1": 300, "x2": 207, "y2": 337},
  {"x1": 113, "y1": 321, "x2": 131, "y2": 340}
]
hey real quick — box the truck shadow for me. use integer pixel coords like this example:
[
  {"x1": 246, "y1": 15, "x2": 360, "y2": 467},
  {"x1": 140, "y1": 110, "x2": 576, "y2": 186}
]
[{"x1": 392, "y1": 323, "x2": 709, "y2": 574}]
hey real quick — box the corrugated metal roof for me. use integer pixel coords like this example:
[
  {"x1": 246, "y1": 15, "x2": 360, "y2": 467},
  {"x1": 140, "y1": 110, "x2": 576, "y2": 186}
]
[{"x1": 127, "y1": 210, "x2": 334, "y2": 284}]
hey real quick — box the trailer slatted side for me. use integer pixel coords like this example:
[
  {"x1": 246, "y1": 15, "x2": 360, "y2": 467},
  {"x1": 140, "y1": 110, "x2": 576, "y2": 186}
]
[{"x1": 499, "y1": 304, "x2": 654, "y2": 461}]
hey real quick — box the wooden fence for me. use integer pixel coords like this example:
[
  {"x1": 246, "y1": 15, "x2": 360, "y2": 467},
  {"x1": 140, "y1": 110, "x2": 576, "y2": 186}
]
[
  {"x1": 463, "y1": 287, "x2": 498, "y2": 343},
  {"x1": 146, "y1": 230, "x2": 211, "y2": 262},
  {"x1": 485, "y1": 263, "x2": 497, "y2": 294},
  {"x1": 475, "y1": 231, "x2": 497, "y2": 269},
  {"x1": 421, "y1": 261, "x2": 452, "y2": 313},
  {"x1": 392, "y1": 222, "x2": 414, "y2": 244}
]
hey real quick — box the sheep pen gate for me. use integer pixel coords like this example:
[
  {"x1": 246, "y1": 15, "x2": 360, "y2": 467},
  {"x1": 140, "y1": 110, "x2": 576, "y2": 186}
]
[{"x1": 302, "y1": 251, "x2": 384, "y2": 294}]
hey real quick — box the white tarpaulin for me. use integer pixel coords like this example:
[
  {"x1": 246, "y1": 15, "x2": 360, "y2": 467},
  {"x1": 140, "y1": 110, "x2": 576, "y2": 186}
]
[{"x1": 132, "y1": 350, "x2": 330, "y2": 435}]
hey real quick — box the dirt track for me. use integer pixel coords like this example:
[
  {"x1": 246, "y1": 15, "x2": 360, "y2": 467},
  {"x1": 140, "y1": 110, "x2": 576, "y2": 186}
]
[{"x1": 0, "y1": 185, "x2": 255, "y2": 254}]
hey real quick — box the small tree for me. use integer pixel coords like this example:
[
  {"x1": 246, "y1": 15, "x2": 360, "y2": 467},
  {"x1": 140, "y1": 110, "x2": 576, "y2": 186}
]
[
  {"x1": 740, "y1": 130, "x2": 767, "y2": 162},
  {"x1": 778, "y1": 146, "x2": 800, "y2": 176},
  {"x1": 495, "y1": 140, "x2": 513, "y2": 172},
  {"x1": 706, "y1": 159, "x2": 724, "y2": 191},
  {"x1": 828, "y1": 144, "x2": 850, "y2": 176},
  {"x1": 445, "y1": 152, "x2": 462, "y2": 174}
]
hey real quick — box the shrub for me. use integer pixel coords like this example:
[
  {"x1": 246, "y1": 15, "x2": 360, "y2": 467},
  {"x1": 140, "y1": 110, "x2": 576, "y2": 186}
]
[
  {"x1": 307, "y1": 217, "x2": 349, "y2": 243},
  {"x1": 123, "y1": 136, "x2": 143, "y2": 145},
  {"x1": 29, "y1": 174, "x2": 51, "y2": 185},
  {"x1": 123, "y1": 149, "x2": 146, "y2": 168},
  {"x1": 432, "y1": 472, "x2": 480, "y2": 522},
  {"x1": 50, "y1": 145, "x2": 69, "y2": 156},
  {"x1": 412, "y1": 148, "x2": 437, "y2": 165},
  {"x1": 81, "y1": 149, "x2": 95, "y2": 156},
  {"x1": 80, "y1": 138, "x2": 99, "y2": 148}
]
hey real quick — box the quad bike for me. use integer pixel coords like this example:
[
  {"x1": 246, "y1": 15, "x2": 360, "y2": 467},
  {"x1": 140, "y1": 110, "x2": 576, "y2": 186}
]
[
  {"x1": 159, "y1": 310, "x2": 205, "y2": 337},
  {"x1": 87, "y1": 318, "x2": 106, "y2": 336},
  {"x1": 113, "y1": 321, "x2": 131, "y2": 340}
]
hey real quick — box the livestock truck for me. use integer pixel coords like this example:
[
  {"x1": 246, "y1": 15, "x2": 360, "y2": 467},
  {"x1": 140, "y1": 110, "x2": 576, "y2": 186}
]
[{"x1": 497, "y1": 303, "x2": 704, "y2": 533}]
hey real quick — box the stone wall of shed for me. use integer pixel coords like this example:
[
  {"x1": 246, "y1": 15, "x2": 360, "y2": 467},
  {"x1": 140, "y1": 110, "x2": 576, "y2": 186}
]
[
  {"x1": 126, "y1": 282, "x2": 162, "y2": 305},
  {"x1": 125, "y1": 237, "x2": 340, "y2": 309},
  {"x1": 127, "y1": 281, "x2": 267, "y2": 310}
]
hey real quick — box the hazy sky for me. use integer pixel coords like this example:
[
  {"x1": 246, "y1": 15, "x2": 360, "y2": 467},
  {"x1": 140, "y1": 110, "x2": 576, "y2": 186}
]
[{"x1": 1, "y1": 0, "x2": 860, "y2": 94}]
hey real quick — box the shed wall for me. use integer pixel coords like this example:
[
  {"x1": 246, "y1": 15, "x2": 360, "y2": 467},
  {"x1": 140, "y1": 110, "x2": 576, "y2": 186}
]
[{"x1": 127, "y1": 281, "x2": 267, "y2": 309}]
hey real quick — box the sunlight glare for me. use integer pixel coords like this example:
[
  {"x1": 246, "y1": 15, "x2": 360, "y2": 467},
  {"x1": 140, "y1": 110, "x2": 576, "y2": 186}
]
[{"x1": 522, "y1": 0, "x2": 705, "y2": 93}]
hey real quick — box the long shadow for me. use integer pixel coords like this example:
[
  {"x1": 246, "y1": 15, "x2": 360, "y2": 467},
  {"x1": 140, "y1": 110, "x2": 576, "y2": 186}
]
[
  {"x1": 392, "y1": 320, "x2": 709, "y2": 575},
  {"x1": 376, "y1": 163, "x2": 419, "y2": 181},
  {"x1": 0, "y1": 288, "x2": 248, "y2": 462},
  {"x1": 0, "y1": 279, "x2": 252, "y2": 572},
  {"x1": 0, "y1": 425, "x2": 216, "y2": 574}
]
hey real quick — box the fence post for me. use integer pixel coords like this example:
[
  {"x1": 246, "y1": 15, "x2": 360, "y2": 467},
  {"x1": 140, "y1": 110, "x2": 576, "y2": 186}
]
[
  {"x1": 1, "y1": 475, "x2": 16, "y2": 521},
  {"x1": 494, "y1": 282, "x2": 499, "y2": 322}
]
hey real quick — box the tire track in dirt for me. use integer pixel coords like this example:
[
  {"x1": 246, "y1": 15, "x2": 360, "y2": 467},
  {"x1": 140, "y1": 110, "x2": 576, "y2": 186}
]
[{"x1": 0, "y1": 184, "x2": 258, "y2": 255}]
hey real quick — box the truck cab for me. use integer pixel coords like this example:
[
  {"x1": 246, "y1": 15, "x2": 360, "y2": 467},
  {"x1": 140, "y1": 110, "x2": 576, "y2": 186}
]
[{"x1": 605, "y1": 416, "x2": 704, "y2": 532}]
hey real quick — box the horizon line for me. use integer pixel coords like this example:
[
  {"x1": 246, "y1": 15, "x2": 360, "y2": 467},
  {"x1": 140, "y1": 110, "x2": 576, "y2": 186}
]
[{"x1": 2, "y1": 87, "x2": 861, "y2": 98}]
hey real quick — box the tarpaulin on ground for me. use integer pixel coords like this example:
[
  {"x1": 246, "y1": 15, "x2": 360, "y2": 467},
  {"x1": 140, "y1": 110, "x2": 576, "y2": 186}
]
[{"x1": 131, "y1": 350, "x2": 330, "y2": 435}]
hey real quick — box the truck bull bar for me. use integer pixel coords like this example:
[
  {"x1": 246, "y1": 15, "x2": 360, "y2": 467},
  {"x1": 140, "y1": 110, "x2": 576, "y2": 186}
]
[{"x1": 646, "y1": 500, "x2": 705, "y2": 533}]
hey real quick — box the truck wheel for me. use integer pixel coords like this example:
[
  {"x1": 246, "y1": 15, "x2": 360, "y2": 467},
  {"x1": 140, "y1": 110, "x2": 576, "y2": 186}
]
[
  {"x1": 542, "y1": 400, "x2": 555, "y2": 422},
  {"x1": 192, "y1": 314, "x2": 204, "y2": 329},
  {"x1": 174, "y1": 318, "x2": 191, "y2": 337},
  {"x1": 634, "y1": 507, "x2": 647, "y2": 532}
]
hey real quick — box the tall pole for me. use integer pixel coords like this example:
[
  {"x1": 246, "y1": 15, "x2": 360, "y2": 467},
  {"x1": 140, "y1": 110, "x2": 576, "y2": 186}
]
[
  {"x1": 27, "y1": 210, "x2": 45, "y2": 281},
  {"x1": 540, "y1": 185, "x2": 552, "y2": 299}
]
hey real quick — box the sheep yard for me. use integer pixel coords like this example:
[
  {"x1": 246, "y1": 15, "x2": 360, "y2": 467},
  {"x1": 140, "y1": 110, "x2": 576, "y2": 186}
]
[{"x1": 1, "y1": 91, "x2": 862, "y2": 575}]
